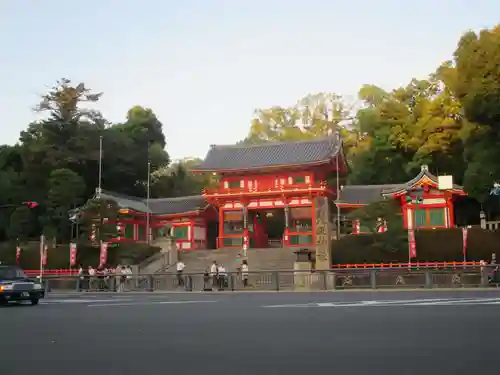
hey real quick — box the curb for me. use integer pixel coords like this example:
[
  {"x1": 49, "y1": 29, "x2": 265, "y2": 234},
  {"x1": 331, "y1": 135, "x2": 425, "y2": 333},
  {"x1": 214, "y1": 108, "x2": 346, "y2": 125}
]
[{"x1": 47, "y1": 287, "x2": 500, "y2": 296}]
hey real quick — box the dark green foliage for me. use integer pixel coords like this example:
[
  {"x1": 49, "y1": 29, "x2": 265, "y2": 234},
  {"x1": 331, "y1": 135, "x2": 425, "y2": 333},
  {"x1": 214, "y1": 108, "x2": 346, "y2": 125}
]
[
  {"x1": 347, "y1": 200, "x2": 408, "y2": 253},
  {"x1": 331, "y1": 228, "x2": 497, "y2": 265},
  {"x1": 0, "y1": 79, "x2": 206, "y2": 247}
]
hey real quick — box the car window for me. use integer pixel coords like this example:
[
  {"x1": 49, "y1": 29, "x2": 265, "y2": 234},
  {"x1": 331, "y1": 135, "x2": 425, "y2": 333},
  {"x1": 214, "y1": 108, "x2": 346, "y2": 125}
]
[{"x1": 0, "y1": 267, "x2": 26, "y2": 280}]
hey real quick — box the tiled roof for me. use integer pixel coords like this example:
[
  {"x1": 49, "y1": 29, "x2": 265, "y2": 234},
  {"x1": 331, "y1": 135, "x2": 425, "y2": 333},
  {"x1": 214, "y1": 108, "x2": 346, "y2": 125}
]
[
  {"x1": 336, "y1": 166, "x2": 464, "y2": 205},
  {"x1": 336, "y1": 185, "x2": 403, "y2": 205},
  {"x1": 381, "y1": 165, "x2": 463, "y2": 194},
  {"x1": 100, "y1": 191, "x2": 149, "y2": 212},
  {"x1": 148, "y1": 195, "x2": 207, "y2": 215},
  {"x1": 191, "y1": 136, "x2": 342, "y2": 172},
  {"x1": 97, "y1": 190, "x2": 207, "y2": 215}
]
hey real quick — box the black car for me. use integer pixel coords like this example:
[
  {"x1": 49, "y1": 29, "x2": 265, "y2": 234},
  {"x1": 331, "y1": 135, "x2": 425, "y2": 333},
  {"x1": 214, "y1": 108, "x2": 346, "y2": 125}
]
[{"x1": 0, "y1": 265, "x2": 45, "y2": 305}]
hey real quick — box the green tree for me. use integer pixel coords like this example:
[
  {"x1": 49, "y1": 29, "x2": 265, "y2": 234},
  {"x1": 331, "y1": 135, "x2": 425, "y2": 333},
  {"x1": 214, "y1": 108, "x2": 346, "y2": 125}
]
[
  {"x1": 44, "y1": 168, "x2": 86, "y2": 241},
  {"x1": 151, "y1": 158, "x2": 216, "y2": 198},
  {"x1": 347, "y1": 200, "x2": 407, "y2": 252},
  {"x1": 243, "y1": 93, "x2": 354, "y2": 143},
  {"x1": 453, "y1": 27, "x2": 500, "y2": 130},
  {"x1": 7, "y1": 206, "x2": 37, "y2": 241},
  {"x1": 102, "y1": 106, "x2": 170, "y2": 196},
  {"x1": 450, "y1": 26, "x2": 500, "y2": 201}
]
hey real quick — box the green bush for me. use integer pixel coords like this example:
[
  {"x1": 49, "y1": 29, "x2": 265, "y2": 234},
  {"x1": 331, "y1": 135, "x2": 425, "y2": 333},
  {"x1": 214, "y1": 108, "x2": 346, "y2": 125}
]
[
  {"x1": 0, "y1": 241, "x2": 160, "y2": 269},
  {"x1": 331, "y1": 228, "x2": 498, "y2": 264}
]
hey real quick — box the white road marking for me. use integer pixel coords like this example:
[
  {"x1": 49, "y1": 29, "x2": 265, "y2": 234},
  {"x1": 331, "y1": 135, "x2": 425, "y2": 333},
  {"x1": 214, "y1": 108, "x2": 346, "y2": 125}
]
[
  {"x1": 42, "y1": 299, "x2": 134, "y2": 304},
  {"x1": 412, "y1": 298, "x2": 500, "y2": 306},
  {"x1": 87, "y1": 300, "x2": 218, "y2": 307},
  {"x1": 264, "y1": 298, "x2": 454, "y2": 308},
  {"x1": 262, "y1": 297, "x2": 500, "y2": 309}
]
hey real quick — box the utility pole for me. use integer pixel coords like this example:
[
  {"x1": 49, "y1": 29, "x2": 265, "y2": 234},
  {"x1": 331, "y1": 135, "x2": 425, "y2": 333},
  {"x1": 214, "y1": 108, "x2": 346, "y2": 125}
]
[
  {"x1": 97, "y1": 135, "x2": 103, "y2": 197},
  {"x1": 146, "y1": 161, "x2": 151, "y2": 244}
]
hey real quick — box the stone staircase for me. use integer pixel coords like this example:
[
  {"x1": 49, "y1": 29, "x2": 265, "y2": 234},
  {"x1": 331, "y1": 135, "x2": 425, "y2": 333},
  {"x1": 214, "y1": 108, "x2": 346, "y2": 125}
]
[
  {"x1": 178, "y1": 247, "x2": 296, "y2": 274},
  {"x1": 137, "y1": 238, "x2": 178, "y2": 274}
]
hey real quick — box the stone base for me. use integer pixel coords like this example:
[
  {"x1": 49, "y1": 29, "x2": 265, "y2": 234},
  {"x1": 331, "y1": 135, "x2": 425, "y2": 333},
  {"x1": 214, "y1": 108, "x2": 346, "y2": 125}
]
[{"x1": 294, "y1": 261, "x2": 312, "y2": 288}]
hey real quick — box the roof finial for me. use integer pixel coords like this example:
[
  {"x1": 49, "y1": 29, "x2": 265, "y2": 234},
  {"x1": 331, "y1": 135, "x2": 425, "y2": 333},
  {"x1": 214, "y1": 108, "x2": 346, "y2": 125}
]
[{"x1": 421, "y1": 164, "x2": 428, "y2": 172}]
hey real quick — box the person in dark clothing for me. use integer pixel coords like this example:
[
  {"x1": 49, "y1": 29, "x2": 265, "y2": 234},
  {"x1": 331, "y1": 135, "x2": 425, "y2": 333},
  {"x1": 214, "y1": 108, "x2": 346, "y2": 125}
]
[{"x1": 203, "y1": 270, "x2": 211, "y2": 291}]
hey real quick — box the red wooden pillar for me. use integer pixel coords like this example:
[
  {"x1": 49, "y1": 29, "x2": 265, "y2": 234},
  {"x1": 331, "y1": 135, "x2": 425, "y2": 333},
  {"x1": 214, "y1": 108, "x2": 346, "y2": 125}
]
[
  {"x1": 133, "y1": 223, "x2": 138, "y2": 241},
  {"x1": 189, "y1": 218, "x2": 194, "y2": 249},
  {"x1": 283, "y1": 199, "x2": 290, "y2": 246},
  {"x1": 400, "y1": 195, "x2": 409, "y2": 229},
  {"x1": 218, "y1": 207, "x2": 224, "y2": 248},
  {"x1": 243, "y1": 204, "x2": 249, "y2": 252},
  {"x1": 446, "y1": 194, "x2": 455, "y2": 228}
]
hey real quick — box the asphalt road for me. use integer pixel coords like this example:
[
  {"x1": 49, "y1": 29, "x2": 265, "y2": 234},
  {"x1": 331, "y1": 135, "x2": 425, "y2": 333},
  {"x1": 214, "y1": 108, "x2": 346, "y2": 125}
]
[{"x1": 2, "y1": 290, "x2": 500, "y2": 375}]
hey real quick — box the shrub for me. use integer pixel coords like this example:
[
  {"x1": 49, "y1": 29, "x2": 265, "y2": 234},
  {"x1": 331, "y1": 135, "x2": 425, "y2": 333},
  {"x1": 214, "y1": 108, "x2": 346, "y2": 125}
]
[{"x1": 331, "y1": 228, "x2": 498, "y2": 264}]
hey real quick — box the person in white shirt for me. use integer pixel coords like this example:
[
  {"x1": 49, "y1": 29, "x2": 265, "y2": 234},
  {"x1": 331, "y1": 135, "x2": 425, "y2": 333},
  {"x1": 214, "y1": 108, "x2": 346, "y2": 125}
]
[
  {"x1": 118, "y1": 266, "x2": 128, "y2": 292},
  {"x1": 125, "y1": 265, "x2": 133, "y2": 290},
  {"x1": 210, "y1": 261, "x2": 218, "y2": 288},
  {"x1": 88, "y1": 266, "x2": 96, "y2": 290},
  {"x1": 241, "y1": 260, "x2": 249, "y2": 287},
  {"x1": 217, "y1": 264, "x2": 227, "y2": 290},
  {"x1": 176, "y1": 261, "x2": 185, "y2": 286}
]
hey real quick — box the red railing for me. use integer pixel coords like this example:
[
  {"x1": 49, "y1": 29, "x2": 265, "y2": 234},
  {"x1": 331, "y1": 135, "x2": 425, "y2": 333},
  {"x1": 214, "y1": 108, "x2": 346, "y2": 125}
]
[
  {"x1": 25, "y1": 269, "x2": 77, "y2": 277},
  {"x1": 332, "y1": 261, "x2": 482, "y2": 269},
  {"x1": 204, "y1": 182, "x2": 330, "y2": 196}
]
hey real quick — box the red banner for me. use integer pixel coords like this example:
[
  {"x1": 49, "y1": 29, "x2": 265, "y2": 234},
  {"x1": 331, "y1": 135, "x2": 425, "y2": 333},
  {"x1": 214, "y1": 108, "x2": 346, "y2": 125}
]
[
  {"x1": 69, "y1": 243, "x2": 77, "y2": 266},
  {"x1": 462, "y1": 227, "x2": 468, "y2": 260},
  {"x1": 15, "y1": 246, "x2": 21, "y2": 264},
  {"x1": 408, "y1": 229, "x2": 416, "y2": 258},
  {"x1": 99, "y1": 242, "x2": 108, "y2": 266},
  {"x1": 42, "y1": 245, "x2": 48, "y2": 266}
]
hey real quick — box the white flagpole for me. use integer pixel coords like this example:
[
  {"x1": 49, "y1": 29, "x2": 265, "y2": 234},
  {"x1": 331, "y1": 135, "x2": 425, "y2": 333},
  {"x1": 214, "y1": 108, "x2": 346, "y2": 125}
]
[
  {"x1": 39, "y1": 234, "x2": 44, "y2": 280},
  {"x1": 336, "y1": 133, "x2": 341, "y2": 240},
  {"x1": 146, "y1": 161, "x2": 151, "y2": 244},
  {"x1": 97, "y1": 135, "x2": 103, "y2": 197}
]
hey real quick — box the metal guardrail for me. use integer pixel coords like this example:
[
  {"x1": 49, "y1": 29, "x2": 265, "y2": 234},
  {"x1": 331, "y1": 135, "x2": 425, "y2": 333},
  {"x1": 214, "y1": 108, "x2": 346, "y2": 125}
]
[
  {"x1": 23, "y1": 261, "x2": 483, "y2": 277},
  {"x1": 39, "y1": 266, "x2": 500, "y2": 293}
]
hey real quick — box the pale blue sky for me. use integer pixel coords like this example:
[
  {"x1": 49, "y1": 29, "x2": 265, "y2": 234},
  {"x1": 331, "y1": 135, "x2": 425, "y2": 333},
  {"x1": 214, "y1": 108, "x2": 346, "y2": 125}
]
[{"x1": 1, "y1": 0, "x2": 499, "y2": 160}]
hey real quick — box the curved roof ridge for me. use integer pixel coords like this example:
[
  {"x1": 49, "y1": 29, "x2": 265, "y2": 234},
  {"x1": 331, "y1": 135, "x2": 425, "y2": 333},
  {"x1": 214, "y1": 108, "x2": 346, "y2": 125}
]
[
  {"x1": 193, "y1": 135, "x2": 342, "y2": 172},
  {"x1": 148, "y1": 195, "x2": 204, "y2": 202},
  {"x1": 210, "y1": 135, "x2": 338, "y2": 150}
]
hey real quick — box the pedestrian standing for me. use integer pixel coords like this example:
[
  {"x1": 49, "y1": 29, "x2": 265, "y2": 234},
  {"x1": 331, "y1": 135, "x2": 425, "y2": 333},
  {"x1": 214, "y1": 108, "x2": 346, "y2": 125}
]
[
  {"x1": 241, "y1": 260, "x2": 249, "y2": 287},
  {"x1": 88, "y1": 266, "x2": 96, "y2": 291},
  {"x1": 176, "y1": 261, "x2": 185, "y2": 286},
  {"x1": 236, "y1": 253, "x2": 242, "y2": 274},
  {"x1": 210, "y1": 261, "x2": 218, "y2": 289},
  {"x1": 218, "y1": 264, "x2": 227, "y2": 290}
]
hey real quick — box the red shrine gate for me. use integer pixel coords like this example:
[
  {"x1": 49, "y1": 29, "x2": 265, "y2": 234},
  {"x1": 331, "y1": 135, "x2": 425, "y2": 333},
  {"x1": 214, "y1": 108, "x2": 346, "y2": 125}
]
[{"x1": 192, "y1": 136, "x2": 348, "y2": 249}]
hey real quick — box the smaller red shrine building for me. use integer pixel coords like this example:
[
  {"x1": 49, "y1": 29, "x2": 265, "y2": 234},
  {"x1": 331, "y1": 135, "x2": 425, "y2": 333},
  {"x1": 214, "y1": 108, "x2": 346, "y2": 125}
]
[
  {"x1": 335, "y1": 165, "x2": 466, "y2": 233},
  {"x1": 79, "y1": 190, "x2": 217, "y2": 250}
]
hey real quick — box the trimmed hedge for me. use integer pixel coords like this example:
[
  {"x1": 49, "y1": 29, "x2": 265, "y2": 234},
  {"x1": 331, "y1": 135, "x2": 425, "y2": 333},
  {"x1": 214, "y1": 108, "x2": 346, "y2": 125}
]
[
  {"x1": 0, "y1": 241, "x2": 160, "y2": 269},
  {"x1": 331, "y1": 228, "x2": 499, "y2": 264}
]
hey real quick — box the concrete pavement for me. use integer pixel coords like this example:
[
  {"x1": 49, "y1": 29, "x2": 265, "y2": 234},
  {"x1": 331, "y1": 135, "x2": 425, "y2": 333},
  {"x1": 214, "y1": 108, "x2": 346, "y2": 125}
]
[{"x1": 2, "y1": 290, "x2": 500, "y2": 374}]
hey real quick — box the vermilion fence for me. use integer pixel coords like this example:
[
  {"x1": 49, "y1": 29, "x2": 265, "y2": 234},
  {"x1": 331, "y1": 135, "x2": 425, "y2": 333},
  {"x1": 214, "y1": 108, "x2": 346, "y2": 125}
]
[
  {"x1": 24, "y1": 261, "x2": 483, "y2": 277},
  {"x1": 332, "y1": 261, "x2": 482, "y2": 269},
  {"x1": 25, "y1": 269, "x2": 78, "y2": 277}
]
